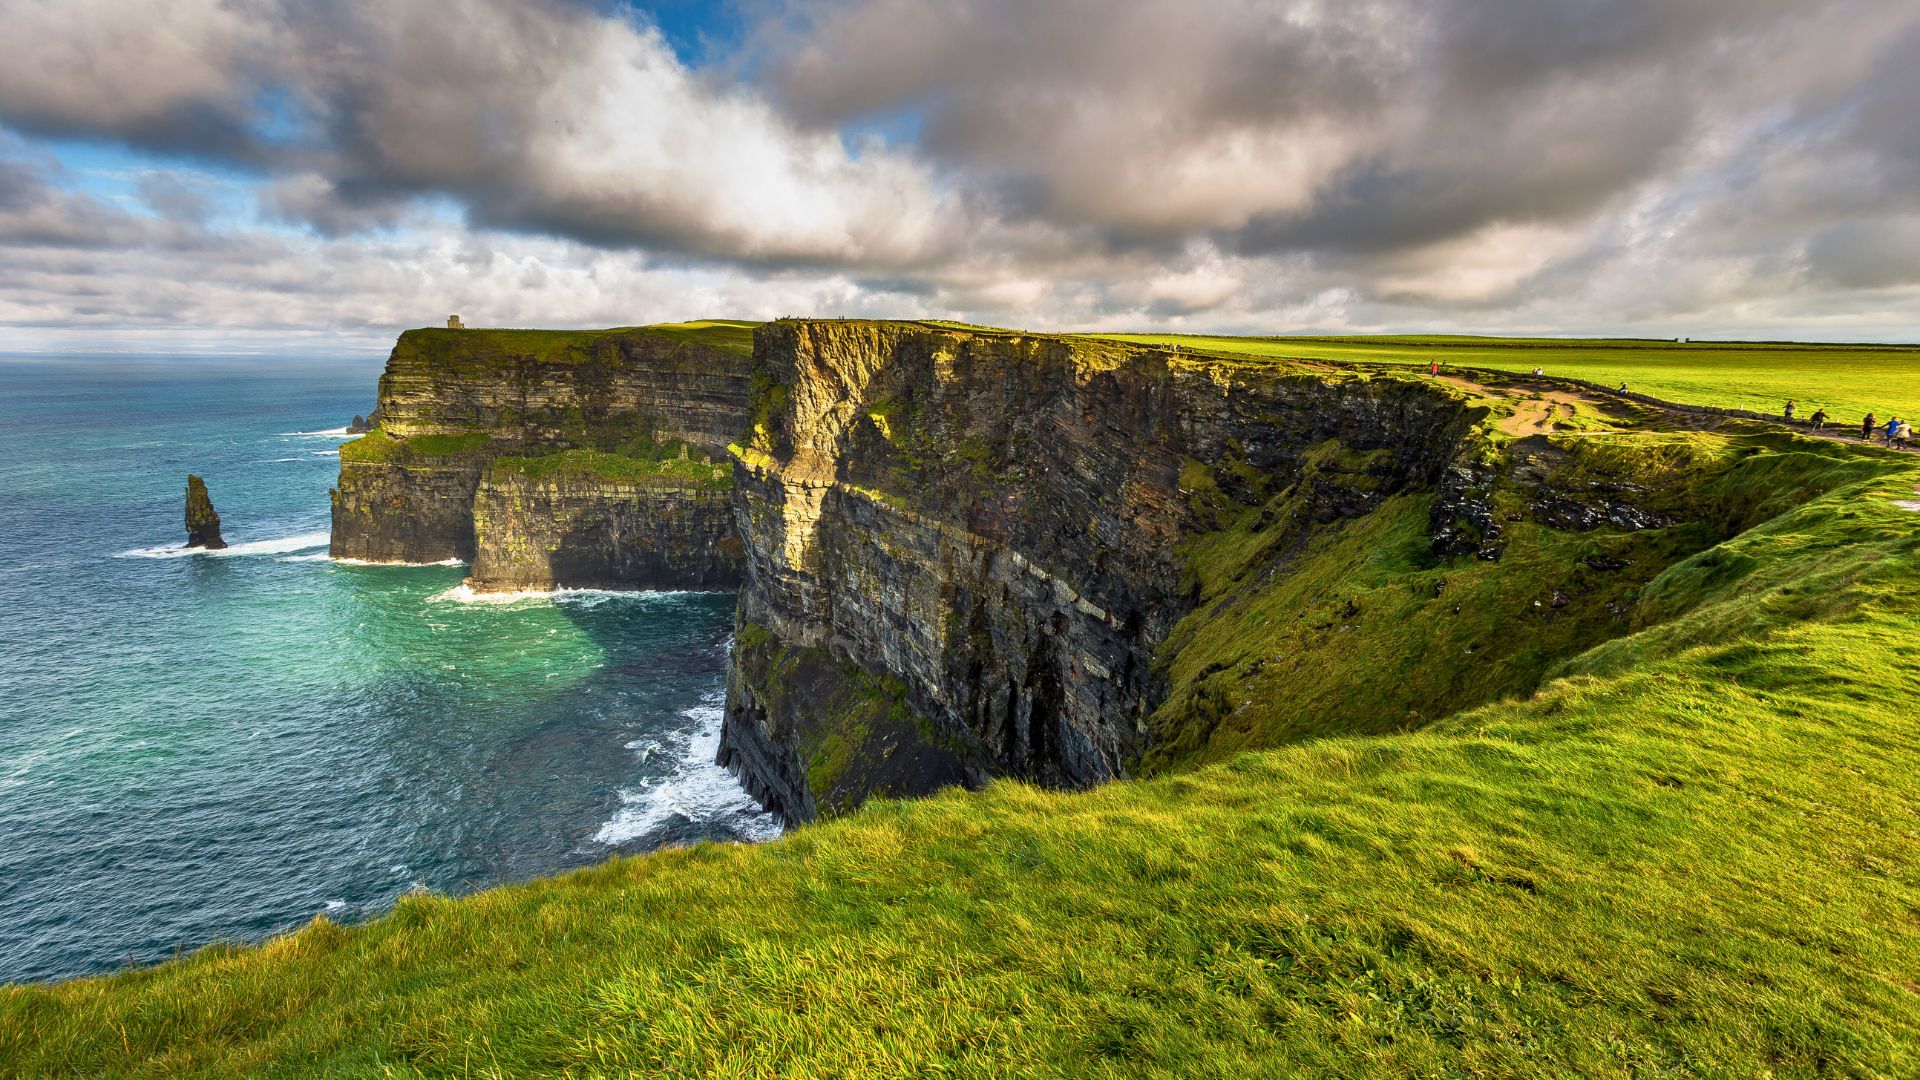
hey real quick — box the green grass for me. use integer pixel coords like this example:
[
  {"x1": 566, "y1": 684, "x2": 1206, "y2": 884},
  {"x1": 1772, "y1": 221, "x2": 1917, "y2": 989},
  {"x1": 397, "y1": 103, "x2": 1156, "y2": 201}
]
[
  {"x1": 641, "y1": 319, "x2": 760, "y2": 356},
  {"x1": 337, "y1": 429, "x2": 495, "y2": 464},
  {"x1": 8, "y1": 418, "x2": 1919, "y2": 1075},
  {"x1": 394, "y1": 320, "x2": 761, "y2": 368},
  {"x1": 489, "y1": 449, "x2": 731, "y2": 491},
  {"x1": 1148, "y1": 428, "x2": 1894, "y2": 771},
  {"x1": 1100, "y1": 333, "x2": 1920, "y2": 423}
]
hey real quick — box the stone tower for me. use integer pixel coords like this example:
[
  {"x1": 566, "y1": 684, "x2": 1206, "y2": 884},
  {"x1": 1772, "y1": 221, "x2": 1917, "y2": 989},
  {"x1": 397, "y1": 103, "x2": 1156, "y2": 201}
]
[{"x1": 447, "y1": 315, "x2": 465, "y2": 329}]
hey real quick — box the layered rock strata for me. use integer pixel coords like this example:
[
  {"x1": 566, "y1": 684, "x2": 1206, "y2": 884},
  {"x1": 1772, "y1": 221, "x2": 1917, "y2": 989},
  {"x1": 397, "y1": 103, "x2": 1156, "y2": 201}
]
[
  {"x1": 329, "y1": 327, "x2": 752, "y2": 589},
  {"x1": 718, "y1": 321, "x2": 1481, "y2": 823},
  {"x1": 468, "y1": 462, "x2": 741, "y2": 592}
]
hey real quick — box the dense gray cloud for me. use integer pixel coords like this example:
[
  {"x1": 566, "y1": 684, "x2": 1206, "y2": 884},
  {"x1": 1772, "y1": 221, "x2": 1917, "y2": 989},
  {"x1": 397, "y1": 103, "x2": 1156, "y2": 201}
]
[{"x1": 2, "y1": 0, "x2": 1920, "y2": 345}]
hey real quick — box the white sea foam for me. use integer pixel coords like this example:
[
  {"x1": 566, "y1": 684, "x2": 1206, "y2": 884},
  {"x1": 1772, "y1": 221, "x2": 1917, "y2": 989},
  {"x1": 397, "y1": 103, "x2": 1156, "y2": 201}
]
[
  {"x1": 594, "y1": 697, "x2": 782, "y2": 847},
  {"x1": 430, "y1": 583, "x2": 717, "y2": 607},
  {"x1": 277, "y1": 552, "x2": 335, "y2": 562},
  {"x1": 331, "y1": 556, "x2": 467, "y2": 567},
  {"x1": 117, "y1": 531, "x2": 331, "y2": 559},
  {"x1": 312, "y1": 450, "x2": 340, "y2": 457},
  {"x1": 269, "y1": 457, "x2": 305, "y2": 463},
  {"x1": 281, "y1": 426, "x2": 353, "y2": 437}
]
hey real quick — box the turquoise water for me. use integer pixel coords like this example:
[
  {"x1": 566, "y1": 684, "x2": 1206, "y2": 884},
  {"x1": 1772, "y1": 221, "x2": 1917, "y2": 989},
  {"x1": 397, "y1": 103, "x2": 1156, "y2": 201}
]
[{"x1": 0, "y1": 355, "x2": 775, "y2": 985}]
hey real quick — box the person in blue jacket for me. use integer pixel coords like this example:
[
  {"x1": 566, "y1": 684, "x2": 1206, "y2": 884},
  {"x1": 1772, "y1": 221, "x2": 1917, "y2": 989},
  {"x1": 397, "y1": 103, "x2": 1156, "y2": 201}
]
[{"x1": 1887, "y1": 416, "x2": 1902, "y2": 445}]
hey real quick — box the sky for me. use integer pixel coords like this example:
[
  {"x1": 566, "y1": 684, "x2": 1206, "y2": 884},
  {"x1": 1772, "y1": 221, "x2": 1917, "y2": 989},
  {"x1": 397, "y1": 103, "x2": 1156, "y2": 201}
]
[{"x1": 2, "y1": 0, "x2": 1919, "y2": 353}]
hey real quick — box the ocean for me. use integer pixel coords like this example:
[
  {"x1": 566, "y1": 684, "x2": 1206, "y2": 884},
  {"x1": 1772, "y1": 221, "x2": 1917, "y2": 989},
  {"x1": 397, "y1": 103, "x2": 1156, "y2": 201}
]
[{"x1": 0, "y1": 354, "x2": 776, "y2": 984}]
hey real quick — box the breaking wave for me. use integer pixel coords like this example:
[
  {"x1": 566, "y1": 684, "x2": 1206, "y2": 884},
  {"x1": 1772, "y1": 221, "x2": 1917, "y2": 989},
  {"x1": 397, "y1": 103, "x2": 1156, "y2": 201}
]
[
  {"x1": 594, "y1": 696, "x2": 781, "y2": 848},
  {"x1": 429, "y1": 583, "x2": 720, "y2": 607},
  {"x1": 117, "y1": 531, "x2": 331, "y2": 559}
]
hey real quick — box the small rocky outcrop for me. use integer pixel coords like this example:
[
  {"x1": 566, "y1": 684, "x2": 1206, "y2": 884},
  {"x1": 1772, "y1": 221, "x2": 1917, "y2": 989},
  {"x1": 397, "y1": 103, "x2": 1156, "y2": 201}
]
[
  {"x1": 346, "y1": 413, "x2": 374, "y2": 434},
  {"x1": 184, "y1": 475, "x2": 226, "y2": 549}
]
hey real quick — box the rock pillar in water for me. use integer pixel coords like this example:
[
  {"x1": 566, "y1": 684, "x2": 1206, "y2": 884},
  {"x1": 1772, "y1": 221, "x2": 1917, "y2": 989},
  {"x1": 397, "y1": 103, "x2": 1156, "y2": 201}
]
[{"x1": 185, "y1": 474, "x2": 226, "y2": 550}]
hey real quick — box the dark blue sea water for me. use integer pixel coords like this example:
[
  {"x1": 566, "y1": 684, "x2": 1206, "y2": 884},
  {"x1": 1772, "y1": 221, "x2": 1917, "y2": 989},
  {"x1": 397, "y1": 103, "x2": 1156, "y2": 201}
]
[{"x1": 0, "y1": 355, "x2": 775, "y2": 984}]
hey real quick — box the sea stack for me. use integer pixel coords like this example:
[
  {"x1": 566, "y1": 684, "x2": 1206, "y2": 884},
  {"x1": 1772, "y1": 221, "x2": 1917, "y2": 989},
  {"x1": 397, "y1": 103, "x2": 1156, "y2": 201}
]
[{"x1": 184, "y1": 474, "x2": 226, "y2": 550}]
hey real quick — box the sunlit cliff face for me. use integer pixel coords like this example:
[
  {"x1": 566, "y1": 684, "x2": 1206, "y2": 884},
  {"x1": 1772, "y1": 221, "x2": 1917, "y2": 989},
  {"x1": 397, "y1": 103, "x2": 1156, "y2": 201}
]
[{"x1": 3, "y1": 0, "x2": 1920, "y2": 350}]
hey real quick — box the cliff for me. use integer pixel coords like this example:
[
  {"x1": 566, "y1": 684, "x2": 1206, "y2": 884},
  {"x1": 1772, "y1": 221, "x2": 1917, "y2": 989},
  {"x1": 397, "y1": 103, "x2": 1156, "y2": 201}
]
[
  {"x1": 719, "y1": 322, "x2": 1485, "y2": 821},
  {"x1": 329, "y1": 322, "x2": 755, "y2": 590},
  {"x1": 468, "y1": 451, "x2": 740, "y2": 592},
  {"x1": 718, "y1": 321, "x2": 1878, "y2": 823}
]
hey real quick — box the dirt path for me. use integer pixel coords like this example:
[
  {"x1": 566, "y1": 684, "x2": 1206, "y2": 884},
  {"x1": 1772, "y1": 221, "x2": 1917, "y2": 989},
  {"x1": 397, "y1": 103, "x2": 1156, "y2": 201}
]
[
  {"x1": 1433, "y1": 374, "x2": 1595, "y2": 436},
  {"x1": 1429, "y1": 369, "x2": 1919, "y2": 453}
]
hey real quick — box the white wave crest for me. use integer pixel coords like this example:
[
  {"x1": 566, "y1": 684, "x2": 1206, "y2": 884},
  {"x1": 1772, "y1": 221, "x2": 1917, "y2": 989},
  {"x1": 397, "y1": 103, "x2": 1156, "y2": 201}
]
[
  {"x1": 277, "y1": 552, "x2": 336, "y2": 562},
  {"x1": 594, "y1": 697, "x2": 782, "y2": 847},
  {"x1": 281, "y1": 427, "x2": 353, "y2": 437},
  {"x1": 118, "y1": 531, "x2": 331, "y2": 559},
  {"x1": 430, "y1": 583, "x2": 718, "y2": 607},
  {"x1": 329, "y1": 556, "x2": 466, "y2": 567},
  {"x1": 312, "y1": 450, "x2": 340, "y2": 457}
]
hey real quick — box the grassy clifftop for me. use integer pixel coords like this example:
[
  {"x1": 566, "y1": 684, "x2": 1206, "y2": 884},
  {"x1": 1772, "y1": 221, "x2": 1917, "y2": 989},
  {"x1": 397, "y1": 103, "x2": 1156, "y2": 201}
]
[
  {"x1": 390, "y1": 320, "x2": 759, "y2": 367},
  {"x1": 1101, "y1": 332, "x2": 1920, "y2": 421},
  {"x1": 9, "y1": 373, "x2": 1920, "y2": 1075}
]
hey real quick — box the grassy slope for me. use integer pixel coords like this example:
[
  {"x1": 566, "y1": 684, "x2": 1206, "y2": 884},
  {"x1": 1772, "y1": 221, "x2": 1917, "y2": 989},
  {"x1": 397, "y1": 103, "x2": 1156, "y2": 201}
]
[
  {"x1": 1102, "y1": 333, "x2": 1920, "y2": 422},
  {"x1": 7, "y1": 418, "x2": 1920, "y2": 1073},
  {"x1": 1149, "y1": 423, "x2": 1896, "y2": 772}
]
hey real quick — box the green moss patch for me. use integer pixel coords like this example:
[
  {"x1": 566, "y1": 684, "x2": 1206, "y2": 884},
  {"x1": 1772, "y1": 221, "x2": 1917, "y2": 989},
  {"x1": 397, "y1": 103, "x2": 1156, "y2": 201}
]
[
  {"x1": 490, "y1": 449, "x2": 731, "y2": 491},
  {"x1": 337, "y1": 428, "x2": 494, "y2": 464}
]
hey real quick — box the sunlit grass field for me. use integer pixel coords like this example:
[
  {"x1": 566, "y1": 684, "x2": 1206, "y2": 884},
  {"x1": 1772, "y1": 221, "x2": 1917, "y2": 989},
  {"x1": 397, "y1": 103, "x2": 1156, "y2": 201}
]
[{"x1": 1101, "y1": 333, "x2": 1920, "y2": 424}]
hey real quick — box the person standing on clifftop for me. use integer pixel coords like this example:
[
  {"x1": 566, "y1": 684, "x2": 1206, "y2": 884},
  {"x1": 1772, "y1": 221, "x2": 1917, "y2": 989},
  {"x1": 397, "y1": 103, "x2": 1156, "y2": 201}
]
[
  {"x1": 1863, "y1": 412, "x2": 1877, "y2": 440},
  {"x1": 1784, "y1": 400, "x2": 1796, "y2": 421},
  {"x1": 1810, "y1": 408, "x2": 1828, "y2": 431},
  {"x1": 1887, "y1": 417, "x2": 1902, "y2": 445},
  {"x1": 1430, "y1": 360, "x2": 1439, "y2": 376}
]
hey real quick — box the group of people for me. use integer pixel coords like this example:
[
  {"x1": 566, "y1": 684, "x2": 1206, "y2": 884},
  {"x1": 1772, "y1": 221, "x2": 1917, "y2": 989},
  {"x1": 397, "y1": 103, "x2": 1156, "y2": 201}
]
[{"x1": 1790, "y1": 401, "x2": 1913, "y2": 446}]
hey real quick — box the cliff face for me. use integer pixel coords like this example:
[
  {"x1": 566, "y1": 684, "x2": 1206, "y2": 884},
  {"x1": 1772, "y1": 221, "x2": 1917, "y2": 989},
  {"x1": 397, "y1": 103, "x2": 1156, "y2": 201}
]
[
  {"x1": 373, "y1": 326, "x2": 753, "y2": 451},
  {"x1": 719, "y1": 322, "x2": 1480, "y2": 822},
  {"x1": 330, "y1": 325, "x2": 753, "y2": 587},
  {"x1": 468, "y1": 457, "x2": 740, "y2": 592}
]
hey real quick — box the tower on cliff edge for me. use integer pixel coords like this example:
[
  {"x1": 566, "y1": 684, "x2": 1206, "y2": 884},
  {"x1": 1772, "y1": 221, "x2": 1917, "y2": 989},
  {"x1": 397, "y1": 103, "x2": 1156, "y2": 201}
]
[{"x1": 447, "y1": 314, "x2": 465, "y2": 329}]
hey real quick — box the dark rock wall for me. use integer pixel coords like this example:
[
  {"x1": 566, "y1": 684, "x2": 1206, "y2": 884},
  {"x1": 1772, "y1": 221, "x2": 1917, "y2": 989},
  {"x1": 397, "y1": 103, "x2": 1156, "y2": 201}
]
[
  {"x1": 722, "y1": 322, "x2": 1478, "y2": 821},
  {"x1": 468, "y1": 472, "x2": 741, "y2": 591},
  {"x1": 330, "y1": 458, "x2": 487, "y2": 563}
]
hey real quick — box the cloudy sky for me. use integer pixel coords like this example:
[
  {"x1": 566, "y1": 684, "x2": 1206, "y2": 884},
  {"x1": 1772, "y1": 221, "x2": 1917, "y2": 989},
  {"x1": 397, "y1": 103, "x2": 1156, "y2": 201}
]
[{"x1": 3, "y1": 0, "x2": 1919, "y2": 352}]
